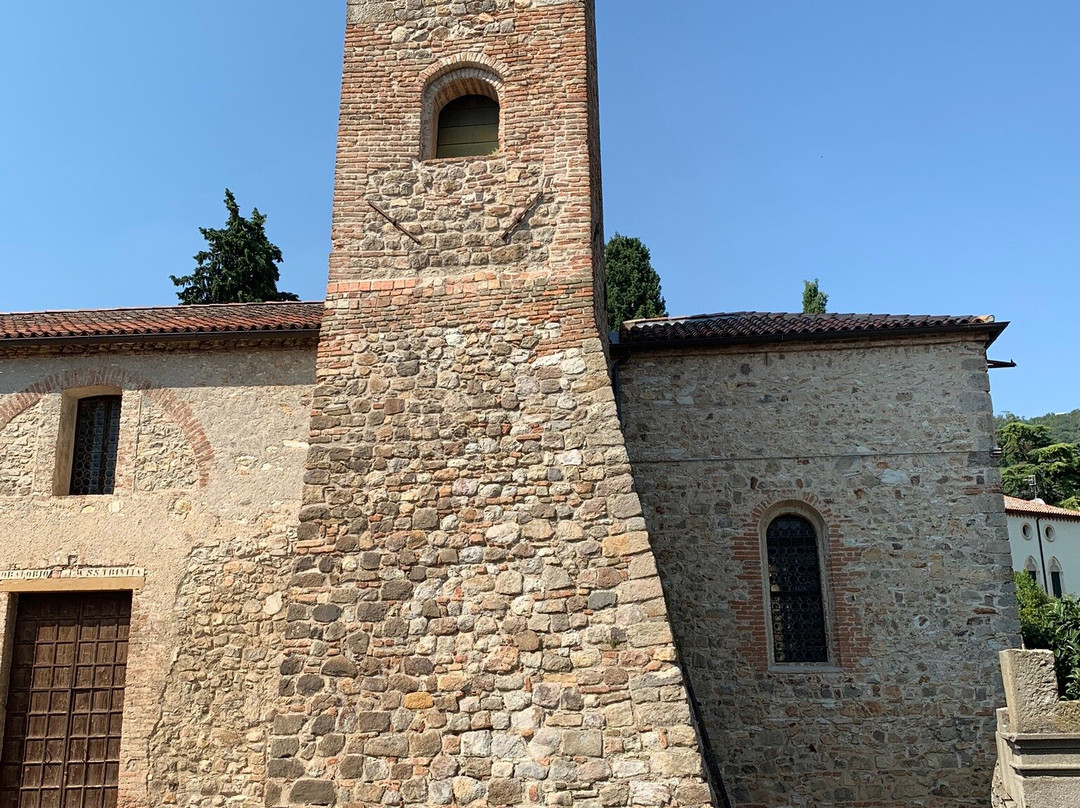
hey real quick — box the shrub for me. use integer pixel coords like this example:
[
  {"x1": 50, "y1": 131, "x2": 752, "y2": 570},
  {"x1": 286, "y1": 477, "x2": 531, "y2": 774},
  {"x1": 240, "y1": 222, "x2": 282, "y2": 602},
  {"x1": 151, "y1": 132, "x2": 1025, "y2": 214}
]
[{"x1": 1015, "y1": 571, "x2": 1080, "y2": 700}]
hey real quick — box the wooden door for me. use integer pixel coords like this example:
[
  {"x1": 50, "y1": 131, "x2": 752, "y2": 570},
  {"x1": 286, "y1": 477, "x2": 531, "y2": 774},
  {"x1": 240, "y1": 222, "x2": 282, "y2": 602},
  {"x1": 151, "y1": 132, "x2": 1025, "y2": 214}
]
[{"x1": 0, "y1": 593, "x2": 131, "y2": 808}]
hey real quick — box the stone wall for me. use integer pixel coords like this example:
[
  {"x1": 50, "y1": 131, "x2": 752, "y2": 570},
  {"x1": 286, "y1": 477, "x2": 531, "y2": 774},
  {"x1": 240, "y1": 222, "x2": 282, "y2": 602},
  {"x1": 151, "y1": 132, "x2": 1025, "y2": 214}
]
[
  {"x1": 994, "y1": 649, "x2": 1080, "y2": 808},
  {"x1": 618, "y1": 336, "x2": 1020, "y2": 808},
  {"x1": 0, "y1": 402, "x2": 42, "y2": 497},
  {"x1": 0, "y1": 343, "x2": 316, "y2": 808},
  {"x1": 266, "y1": 1, "x2": 711, "y2": 807}
]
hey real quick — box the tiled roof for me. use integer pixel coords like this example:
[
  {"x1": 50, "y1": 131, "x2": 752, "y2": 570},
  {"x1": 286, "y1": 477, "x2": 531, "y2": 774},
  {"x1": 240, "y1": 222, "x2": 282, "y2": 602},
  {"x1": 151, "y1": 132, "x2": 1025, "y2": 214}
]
[
  {"x1": 617, "y1": 312, "x2": 1006, "y2": 348},
  {"x1": 1004, "y1": 496, "x2": 1080, "y2": 522},
  {"x1": 0, "y1": 302, "x2": 324, "y2": 344}
]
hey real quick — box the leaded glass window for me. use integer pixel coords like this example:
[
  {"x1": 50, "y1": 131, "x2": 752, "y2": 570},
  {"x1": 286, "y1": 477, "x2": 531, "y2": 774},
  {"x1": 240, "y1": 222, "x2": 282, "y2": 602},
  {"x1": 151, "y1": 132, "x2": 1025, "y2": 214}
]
[
  {"x1": 766, "y1": 514, "x2": 829, "y2": 664},
  {"x1": 69, "y1": 396, "x2": 121, "y2": 495}
]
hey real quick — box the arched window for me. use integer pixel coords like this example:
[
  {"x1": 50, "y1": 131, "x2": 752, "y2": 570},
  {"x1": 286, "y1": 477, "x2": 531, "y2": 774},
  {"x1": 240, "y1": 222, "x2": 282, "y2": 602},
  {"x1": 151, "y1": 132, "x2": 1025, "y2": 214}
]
[
  {"x1": 765, "y1": 514, "x2": 829, "y2": 664},
  {"x1": 54, "y1": 387, "x2": 123, "y2": 496},
  {"x1": 69, "y1": 395, "x2": 122, "y2": 494},
  {"x1": 435, "y1": 94, "x2": 500, "y2": 158},
  {"x1": 1050, "y1": 559, "x2": 1064, "y2": 599},
  {"x1": 1025, "y1": 557, "x2": 1039, "y2": 586}
]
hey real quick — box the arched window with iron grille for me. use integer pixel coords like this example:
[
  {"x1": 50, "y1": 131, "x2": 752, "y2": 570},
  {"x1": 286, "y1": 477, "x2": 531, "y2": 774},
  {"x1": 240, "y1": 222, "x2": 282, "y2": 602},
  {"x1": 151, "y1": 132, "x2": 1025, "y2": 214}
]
[{"x1": 765, "y1": 514, "x2": 829, "y2": 664}]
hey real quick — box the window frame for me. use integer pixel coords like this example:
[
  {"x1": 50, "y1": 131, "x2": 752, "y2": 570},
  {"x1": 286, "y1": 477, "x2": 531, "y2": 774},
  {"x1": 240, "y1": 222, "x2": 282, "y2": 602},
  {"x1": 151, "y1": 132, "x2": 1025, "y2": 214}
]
[
  {"x1": 758, "y1": 502, "x2": 838, "y2": 672},
  {"x1": 434, "y1": 94, "x2": 501, "y2": 159},
  {"x1": 1050, "y1": 559, "x2": 1064, "y2": 598},
  {"x1": 1025, "y1": 557, "x2": 1040, "y2": 586},
  {"x1": 53, "y1": 386, "x2": 123, "y2": 497},
  {"x1": 420, "y1": 65, "x2": 504, "y2": 161}
]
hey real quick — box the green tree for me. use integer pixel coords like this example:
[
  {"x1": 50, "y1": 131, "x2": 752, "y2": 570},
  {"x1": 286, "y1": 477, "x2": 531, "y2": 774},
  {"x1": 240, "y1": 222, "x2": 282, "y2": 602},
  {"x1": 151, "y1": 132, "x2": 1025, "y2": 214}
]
[
  {"x1": 171, "y1": 189, "x2": 298, "y2": 304},
  {"x1": 1016, "y1": 570, "x2": 1054, "y2": 648},
  {"x1": 995, "y1": 409, "x2": 1080, "y2": 446},
  {"x1": 996, "y1": 420, "x2": 1080, "y2": 505},
  {"x1": 604, "y1": 234, "x2": 667, "y2": 330},
  {"x1": 999, "y1": 421, "x2": 1053, "y2": 466},
  {"x1": 802, "y1": 279, "x2": 828, "y2": 314},
  {"x1": 1000, "y1": 447, "x2": 1080, "y2": 505}
]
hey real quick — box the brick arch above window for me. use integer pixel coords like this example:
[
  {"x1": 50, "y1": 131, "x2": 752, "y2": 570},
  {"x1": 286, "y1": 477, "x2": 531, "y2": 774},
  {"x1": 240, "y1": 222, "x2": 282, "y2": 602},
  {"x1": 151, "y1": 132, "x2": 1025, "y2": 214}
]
[
  {"x1": 0, "y1": 367, "x2": 213, "y2": 487},
  {"x1": 746, "y1": 494, "x2": 852, "y2": 669},
  {"x1": 759, "y1": 503, "x2": 833, "y2": 667},
  {"x1": 420, "y1": 58, "x2": 506, "y2": 160}
]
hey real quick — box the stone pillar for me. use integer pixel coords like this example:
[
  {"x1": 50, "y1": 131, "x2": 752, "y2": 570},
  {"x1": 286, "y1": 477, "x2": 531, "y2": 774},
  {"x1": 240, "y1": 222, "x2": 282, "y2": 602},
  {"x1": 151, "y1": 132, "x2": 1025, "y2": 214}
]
[
  {"x1": 267, "y1": 2, "x2": 711, "y2": 806},
  {"x1": 995, "y1": 650, "x2": 1080, "y2": 808}
]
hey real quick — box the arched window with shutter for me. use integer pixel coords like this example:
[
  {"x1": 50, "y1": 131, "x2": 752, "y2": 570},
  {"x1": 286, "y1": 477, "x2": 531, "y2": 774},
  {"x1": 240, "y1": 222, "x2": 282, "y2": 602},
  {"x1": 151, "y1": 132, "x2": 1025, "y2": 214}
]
[
  {"x1": 765, "y1": 514, "x2": 830, "y2": 664},
  {"x1": 1025, "y1": 557, "x2": 1040, "y2": 586},
  {"x1": 1050, "y1": 558, "x2": 1064, "y2": 598},
  {"x1": 435, "y1": 94, "x2": 500, "y2": 158},
  {"x1": 420, "y1": 61, "x2": 505, "y2": 160}
]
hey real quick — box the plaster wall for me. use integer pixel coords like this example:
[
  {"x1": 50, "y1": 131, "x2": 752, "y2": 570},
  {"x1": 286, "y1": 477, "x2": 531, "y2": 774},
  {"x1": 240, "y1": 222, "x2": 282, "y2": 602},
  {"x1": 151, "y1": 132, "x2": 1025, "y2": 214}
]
[
  {"x1": 618, "y1": 336, "x2": 1020, "y2": 808},
  {"x1": 1006, "y1": 513, "x2": 1080, "y2": 597},
  {"x1": 0, "y1": 344, "x2": 316, "y2": 808}
]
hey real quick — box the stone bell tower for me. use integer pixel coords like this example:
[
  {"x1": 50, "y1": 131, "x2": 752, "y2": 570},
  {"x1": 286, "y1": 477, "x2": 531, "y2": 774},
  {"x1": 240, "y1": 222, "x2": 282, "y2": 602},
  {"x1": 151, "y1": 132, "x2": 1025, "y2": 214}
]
[{"x1": 268, "y1": 1, "x2": 712, "y2": 806}]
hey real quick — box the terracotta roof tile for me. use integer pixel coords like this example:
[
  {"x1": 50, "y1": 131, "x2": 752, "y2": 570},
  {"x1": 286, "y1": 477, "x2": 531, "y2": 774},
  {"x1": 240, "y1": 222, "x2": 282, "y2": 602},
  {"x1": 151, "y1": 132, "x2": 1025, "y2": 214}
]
[
  {"x1": 0, "y1": 302, "x2": 324, "y2": 343},
  {"x1": 617, "y1": 311, "x2": 1006, "y2": 348},
  {"x1": 1004, "y1": 496, "x2": 1080, "y2": 521}
]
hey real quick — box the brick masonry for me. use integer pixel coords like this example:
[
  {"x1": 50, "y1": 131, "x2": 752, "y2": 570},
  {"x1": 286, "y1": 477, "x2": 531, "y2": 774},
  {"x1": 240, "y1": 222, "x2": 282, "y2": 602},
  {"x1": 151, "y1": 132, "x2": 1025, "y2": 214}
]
[
  {"x1": 617, "y1": 337, "x2": 1020, "y2": 808},
  {"x1": 264, "y1": 1, "x2": 710, "y2": 806}
]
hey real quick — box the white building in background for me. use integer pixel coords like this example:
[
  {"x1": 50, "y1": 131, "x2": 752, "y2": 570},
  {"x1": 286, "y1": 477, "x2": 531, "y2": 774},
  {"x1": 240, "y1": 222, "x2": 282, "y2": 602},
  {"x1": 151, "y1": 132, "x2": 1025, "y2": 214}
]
[{"x1": 1006, "y1": 495, "x2": 1080, "y2": 597}]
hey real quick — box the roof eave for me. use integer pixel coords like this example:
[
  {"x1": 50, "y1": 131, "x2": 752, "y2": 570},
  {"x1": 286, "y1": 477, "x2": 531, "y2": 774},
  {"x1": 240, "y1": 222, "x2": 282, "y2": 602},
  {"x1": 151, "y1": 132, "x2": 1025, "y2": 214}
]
[
  {"x1": 0, "y1": 327, "x2": 323, "y2": 349},
  {"x1": 1005, "y1": 508, "x2": 1080, "y2": 523},
  {"x1": 612, "y1": 321, "x2": 1008, "y2": 354}
]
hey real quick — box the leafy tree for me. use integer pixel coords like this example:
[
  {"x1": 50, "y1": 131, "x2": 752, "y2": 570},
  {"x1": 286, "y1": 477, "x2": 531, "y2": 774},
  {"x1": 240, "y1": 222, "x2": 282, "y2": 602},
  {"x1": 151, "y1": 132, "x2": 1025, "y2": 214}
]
[
  {"x1": 605, "y1": 234, "x2": 667, "y2": 330},
  {"x1": 996, "y1": 409, "x2": 1080, "y2": 446},
  {"x1": 996, "y1": 421, "x2": 1080, "y2": 508},
  {"x1": 1014, "y1": 572, "x2": 1080, "y2": 700},
  {"x1": 999, "y1": 421, "x2": 1052, "y2": 466},
  {"x1": 802, "y1": 279, "x2": 828, "y2": 314},
  {"x1": 1016, "y1": 571, "x2": 1054, "y2": 647},
  {"x1": 171, "y1": 189, "x2": 298, "y2": 304}
]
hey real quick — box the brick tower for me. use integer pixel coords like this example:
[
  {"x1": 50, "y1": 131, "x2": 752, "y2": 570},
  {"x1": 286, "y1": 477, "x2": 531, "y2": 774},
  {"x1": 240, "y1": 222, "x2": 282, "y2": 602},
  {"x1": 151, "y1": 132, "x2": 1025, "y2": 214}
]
[{"x1": 269, "y1": 1, "x2": 712, "y2": 806}]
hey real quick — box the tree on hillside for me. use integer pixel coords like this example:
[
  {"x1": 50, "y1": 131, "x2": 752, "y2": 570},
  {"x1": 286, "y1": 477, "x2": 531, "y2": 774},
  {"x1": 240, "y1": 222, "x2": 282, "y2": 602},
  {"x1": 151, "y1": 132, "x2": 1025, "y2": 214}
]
[
  {"x1": 605, "y1": 234, "x2": 667, "y2": 330},
  {"x1": 997, "y1": 410, "x2": 1080, "y2": 446},
  {"x1": 997, "y1": 421, "x2": 1080, "y2": 507},
  {"x1": 999, "y1": 421, "x2": 1053, "y2": 466},
  {"x1": 802, "y1": 279, "x2": 828, "y2": 314},
  {"x1": 171, "y1": 189, "x2": 298, "y2": 304}
]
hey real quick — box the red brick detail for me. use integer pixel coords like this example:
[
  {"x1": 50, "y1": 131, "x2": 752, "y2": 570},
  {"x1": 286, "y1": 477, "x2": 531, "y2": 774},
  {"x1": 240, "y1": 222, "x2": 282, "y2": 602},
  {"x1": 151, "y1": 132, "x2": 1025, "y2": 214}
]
[
  {"x1": 731, "y1": 492, "x2": 869, "y2": 672},
  {"x1": 0, "y1": 368, "x2": 213, "y2": 487}
]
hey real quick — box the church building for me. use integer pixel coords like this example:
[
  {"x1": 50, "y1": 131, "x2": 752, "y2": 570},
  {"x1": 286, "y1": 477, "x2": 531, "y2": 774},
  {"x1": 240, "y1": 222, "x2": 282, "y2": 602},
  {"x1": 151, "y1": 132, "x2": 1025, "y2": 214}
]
[{"x1": 0, "y1": 2, "x2": 1019, "y2": 807}]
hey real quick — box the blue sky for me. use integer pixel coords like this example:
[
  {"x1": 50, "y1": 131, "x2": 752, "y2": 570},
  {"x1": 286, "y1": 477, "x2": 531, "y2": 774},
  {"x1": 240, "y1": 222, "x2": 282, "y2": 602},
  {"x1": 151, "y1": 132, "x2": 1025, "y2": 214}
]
[{"x1": 1, "y1": 1, "x2": 1077, "y2": 418}]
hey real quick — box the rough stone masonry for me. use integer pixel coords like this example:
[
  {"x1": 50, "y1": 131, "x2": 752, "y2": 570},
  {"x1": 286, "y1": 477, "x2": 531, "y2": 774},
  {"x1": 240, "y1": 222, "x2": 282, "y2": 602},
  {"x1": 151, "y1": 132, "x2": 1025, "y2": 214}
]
[{"x1": 267, "y1": 1, "x2": 712, "y2": 806}]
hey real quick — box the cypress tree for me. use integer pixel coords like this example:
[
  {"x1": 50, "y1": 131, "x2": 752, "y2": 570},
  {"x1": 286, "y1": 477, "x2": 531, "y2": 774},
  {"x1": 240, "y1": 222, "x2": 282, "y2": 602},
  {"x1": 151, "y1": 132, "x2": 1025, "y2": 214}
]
[
  {"x1": 802, "y1": 279, "x2": 828, "y2": 314},
  {"x1": 171, "y1": 189, "x2": 298, "y2": 304},
  {"x1": 604, "y1": 233, "x2": 667, "y2": 330}
]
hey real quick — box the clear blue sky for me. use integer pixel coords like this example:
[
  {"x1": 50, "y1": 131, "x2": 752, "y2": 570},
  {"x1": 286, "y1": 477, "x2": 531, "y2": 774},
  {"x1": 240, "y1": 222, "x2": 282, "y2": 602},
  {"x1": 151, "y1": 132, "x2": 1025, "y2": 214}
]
[{"x1": 2, "y1": 1, "x2": 1077, "y2": 418}]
